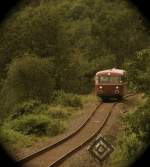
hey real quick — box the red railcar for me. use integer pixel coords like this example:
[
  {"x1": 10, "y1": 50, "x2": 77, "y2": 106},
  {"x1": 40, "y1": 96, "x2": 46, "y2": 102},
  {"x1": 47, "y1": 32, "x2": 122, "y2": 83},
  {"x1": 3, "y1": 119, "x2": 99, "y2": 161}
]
[{"x1": 95, "y1": 68, "x2": 127, "y2": 101}]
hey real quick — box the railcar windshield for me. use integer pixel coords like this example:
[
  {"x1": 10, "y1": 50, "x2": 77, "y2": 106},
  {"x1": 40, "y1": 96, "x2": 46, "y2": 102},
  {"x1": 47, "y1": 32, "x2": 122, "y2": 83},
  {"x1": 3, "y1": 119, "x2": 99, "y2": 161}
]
[{"x1": 99, "y1": 76, "x2": 122, "y2": 84}]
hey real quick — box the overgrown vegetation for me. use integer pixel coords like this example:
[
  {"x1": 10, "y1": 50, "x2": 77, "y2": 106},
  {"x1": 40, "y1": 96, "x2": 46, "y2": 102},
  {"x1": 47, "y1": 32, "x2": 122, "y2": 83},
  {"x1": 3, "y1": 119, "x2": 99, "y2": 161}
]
[
  {"x1": 0, "y1": 0, "x2": 149, "y2": 162},
  {"x1": 52, "y1": 90, "x2": 83, "y2": 108},
  {"x1": 110, "y1": 48, "x2": 150, "y2": 167},
  {"x1": 0, "y1": 0, "x2": 149, "y2": 106},
  {"x1": 0, "y1": 92, "x2": 84, "y2": 149}
]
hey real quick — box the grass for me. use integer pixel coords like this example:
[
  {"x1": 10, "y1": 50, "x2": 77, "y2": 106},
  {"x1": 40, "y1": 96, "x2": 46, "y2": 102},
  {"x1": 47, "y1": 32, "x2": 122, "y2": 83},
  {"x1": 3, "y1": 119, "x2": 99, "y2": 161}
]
[
  {"x1": 0, "y1": 125, "x2": 35, "y2": 149},
  {"x1": 0, "y1": 93, "x2": 98, "y2": 151},
  {"x1": 80, "y1": 93, "x2": 99, "y2": 104},
  {"x1": 52, "y1": 90, "x2": 83, "y2": 108}
]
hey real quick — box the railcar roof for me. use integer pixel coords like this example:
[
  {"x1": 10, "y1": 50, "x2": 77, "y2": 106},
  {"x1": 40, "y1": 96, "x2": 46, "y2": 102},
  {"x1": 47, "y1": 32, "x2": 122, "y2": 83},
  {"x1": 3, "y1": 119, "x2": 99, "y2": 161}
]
[{"x1": 96, "y1": 68, "x2": 125, "y2": 76}]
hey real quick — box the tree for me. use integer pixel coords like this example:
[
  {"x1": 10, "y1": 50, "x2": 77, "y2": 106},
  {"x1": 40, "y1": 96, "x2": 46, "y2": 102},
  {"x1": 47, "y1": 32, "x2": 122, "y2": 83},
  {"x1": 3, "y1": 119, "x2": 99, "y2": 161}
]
[
  {"x1": 0, "y1": 4, "x2": 66, "y2": 77},
  {"x1": 91, "y1": 0, "x2": 149, "y2": 67},
  {"x1": 126, "y1": 47, "x2": 150, "y2": 95},
  {"x1": 0, "y1": 55, "x2": 55, "y2": 117}
]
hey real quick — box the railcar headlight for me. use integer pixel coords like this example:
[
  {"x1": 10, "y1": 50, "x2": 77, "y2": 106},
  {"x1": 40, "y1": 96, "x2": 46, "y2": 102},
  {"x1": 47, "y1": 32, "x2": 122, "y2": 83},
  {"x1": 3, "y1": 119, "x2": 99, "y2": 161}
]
[
  {"x1": 99, "y1": 86, "x2": 103, "y2": 89},
  {"x1": 115, "y1": 90, "x2": 120, "y2": 94},
  {"x1": 116, "y1": 86, "x2": 119, "y2": 89}
]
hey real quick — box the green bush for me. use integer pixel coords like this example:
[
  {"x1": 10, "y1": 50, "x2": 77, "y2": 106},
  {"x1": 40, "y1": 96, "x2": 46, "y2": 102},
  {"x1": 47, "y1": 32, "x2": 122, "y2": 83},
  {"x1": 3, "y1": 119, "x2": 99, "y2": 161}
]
[
  {"x1": 0, "y1": 55, "x2": 55, "y2": 117},
  {"x1": 126, "y1": 48, "x2": 150, "y2": 96},
  {"x1": 32, "y1": 103, "x2": 49, "y2": 113},
  {"x1": 48, "y1": 106, "x2": 72, "y2": 119},
  {"x1": 64, "y1": 95, "x2": 83, "y2": 108},
  {"x1": 47, "y1": 120, "x2": 66, "y2": 136},
  {"x1": 52, "y1": 91, "x2": 83, "y2": 108},
  {"x1": 11, "y1": 114, "x2": 66, "y2": 136},
  {"x1": 5, "y1": 55, "x2": 55, "y2": 102},
  {"x1": 11, "y1": 99, "x2": 42, "y2": 118},
  {"x1": 110, "y1": 99, "x2": 150, "y2": 167},
  {"x1": 111, "y1": 132, "x2": 145, "y2": 167},
  {"x1": 123, "y1": 98, "x2": 150, "y2": 143},
  {"x1": 0, "y1": 126, "x2": 33, "y2": 147}
]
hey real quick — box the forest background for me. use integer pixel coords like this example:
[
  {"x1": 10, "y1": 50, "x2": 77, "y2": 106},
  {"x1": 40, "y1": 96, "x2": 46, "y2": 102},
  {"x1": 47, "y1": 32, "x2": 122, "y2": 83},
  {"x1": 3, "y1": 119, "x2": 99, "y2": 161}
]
[{"x1": 0, "y1": 0, "x2": 150, "y2": 166}]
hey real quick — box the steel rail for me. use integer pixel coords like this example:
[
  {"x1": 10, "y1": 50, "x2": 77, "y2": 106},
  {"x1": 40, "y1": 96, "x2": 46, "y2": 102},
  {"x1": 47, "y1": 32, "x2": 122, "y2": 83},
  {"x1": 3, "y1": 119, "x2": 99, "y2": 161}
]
[
  {"x1": 47, "y1": 102, "x2": 118, "y2": 167},
  {"x1": 17, "y1": 102, "x2": 102, "y2": 165}
]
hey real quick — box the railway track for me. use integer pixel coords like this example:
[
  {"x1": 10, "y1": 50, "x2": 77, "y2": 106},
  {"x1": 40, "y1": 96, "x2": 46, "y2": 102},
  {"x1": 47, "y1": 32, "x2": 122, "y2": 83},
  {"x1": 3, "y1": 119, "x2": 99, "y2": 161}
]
[
  {"x1": 17, "y1": 93, "x2": 135, "y2": 167},
  {"x1": 48, "y1": 102, "x2": 117, "y2": 167},
  {"x1": 17, "y1": 102, "x2": 101, "y2": 165},
  {"x1": 17, "y1": 102, "x2": 117, "y2": 167}
]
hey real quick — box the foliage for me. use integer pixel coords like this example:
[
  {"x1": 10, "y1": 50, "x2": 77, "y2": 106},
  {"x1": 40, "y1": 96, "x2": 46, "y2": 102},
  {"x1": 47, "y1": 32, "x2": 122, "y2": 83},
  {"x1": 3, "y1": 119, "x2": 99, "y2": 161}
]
[
  {"x1": 6, "y1": 55, "x2": 55, "y2": 101},
  {"x1": 111, "y1": 98, "x2": 150, "y2": 167},
  {"x1": 0, "y1": 5, "x2": 63, "y2": 65},
  {"x1": 0, "y1": 125, "x2": 34, "y2": 148},
  {"x1": 2, "y1": 114, "x2": 66, "y2": 137},
  {"x1": 10, "y1": 99, "x2": 42, "y2": 118},
  {"x1": 111, "y1": 45, "x2": 150, "y2": 167},
  {"x1": 0, "y1": 0, "x2": 149, "y2": 87},
  {"x1": 0, "y1": 55, "x2": 55, "y2": 118},
  {"x1": 52, "y1": 90, "x2": 83, "y2": 108},
  {"x1": 0, "y1": 0, "x2": 149, "y2": 154},
  {"x1": 125, "y1": 48, "x2": 150, "y2": 95},
  {"x1": 0, "y1": 98, "x2": 80, "y2": 148},
  {"x1": 12, "y1": 114, "x2": 66, "y2": 136},
  {"x1": 111, "y1": 132, "x2": 145, "y2": 167},
  {"x1": 124, "y1": 98, "x2": 150, "y2": 143},
  {"x1": 48, "y1": 106, "x2": 72, "y2": 119}
]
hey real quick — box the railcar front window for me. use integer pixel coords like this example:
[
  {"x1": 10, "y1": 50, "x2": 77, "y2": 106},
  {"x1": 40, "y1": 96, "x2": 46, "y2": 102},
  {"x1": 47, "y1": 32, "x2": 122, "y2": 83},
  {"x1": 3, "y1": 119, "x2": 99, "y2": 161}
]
[
  {"x1": 99, "y1": 76, "x2": 110, "y2": 83},
  {"x1": 110, "y1": 76, "x2": 121, "y2": 83},
  {"x1": 99, "y1": 76, "x2": 122, "y2": 84}
]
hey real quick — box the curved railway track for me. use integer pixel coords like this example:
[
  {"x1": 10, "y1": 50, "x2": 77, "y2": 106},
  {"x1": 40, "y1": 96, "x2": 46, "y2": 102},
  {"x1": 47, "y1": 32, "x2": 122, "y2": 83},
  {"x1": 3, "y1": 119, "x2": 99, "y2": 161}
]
[
  {"x1": 17, "y1": 102, "x2": 116, "y2": 167},
  {"x1": 17, "y1": 102, "x2": 102, "y2": 165},
  {"x1": 17, "y1": 93, "x2": 135, "y2": 167},
  {"x1": 48, "y1": 102, "x2": 117, "y2": 167}
]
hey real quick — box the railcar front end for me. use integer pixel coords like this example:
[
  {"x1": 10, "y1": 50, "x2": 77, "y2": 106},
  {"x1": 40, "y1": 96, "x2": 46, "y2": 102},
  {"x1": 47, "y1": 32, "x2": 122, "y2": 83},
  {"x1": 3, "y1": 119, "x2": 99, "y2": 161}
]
[{"x1": 95, "y1": 68, "x2": 127, "y2": 101}]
